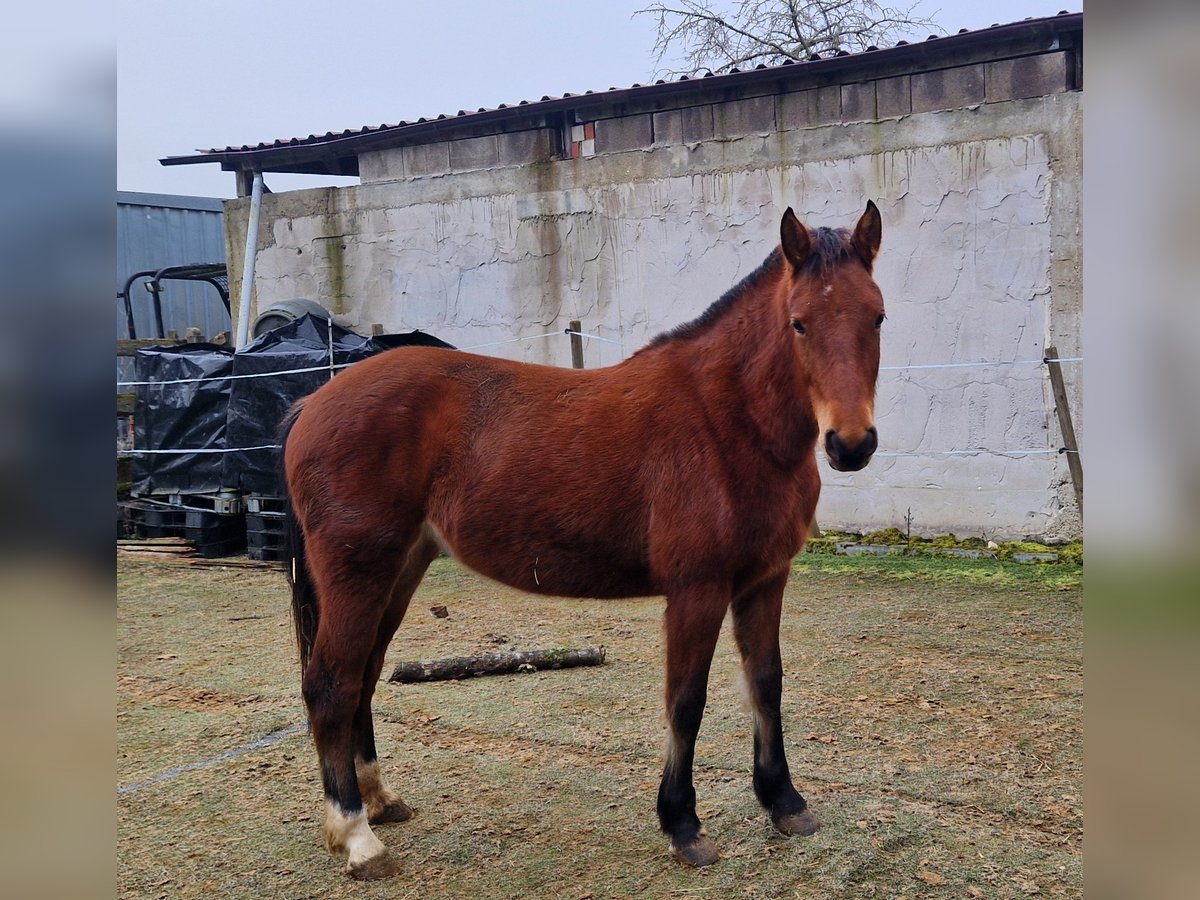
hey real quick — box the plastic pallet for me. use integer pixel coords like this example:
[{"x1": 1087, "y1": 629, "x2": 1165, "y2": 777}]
[
  {"x1": 246, "y1": 494, "x2": 287, "y2": 515},
  {"x1": 246, "y1": 511, "x2": 286, "y2": 559},
  {"x1": 184, "y1": 509, "x2": 247, "y2": 558},
  {"x1": 169, "y1": 492, "x2": 244, "y2": 515},
  {"x1": 248, "y1": 545, "x2": 288, "y2": 562}
]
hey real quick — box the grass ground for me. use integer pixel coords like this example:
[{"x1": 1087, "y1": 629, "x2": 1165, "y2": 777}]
[{"x1": 118, "y1": 552, "x2": 1081, "y2": 899}]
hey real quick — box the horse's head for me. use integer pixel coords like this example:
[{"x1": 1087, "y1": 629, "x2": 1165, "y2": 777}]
[{"x1": 779, "y1": 202, "x2": 884, "y2": 472}]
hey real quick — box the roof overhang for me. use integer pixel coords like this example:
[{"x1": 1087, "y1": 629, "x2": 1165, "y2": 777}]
[{"x1": 160, "y1": 12, "x2": 1081, "y2": 177}]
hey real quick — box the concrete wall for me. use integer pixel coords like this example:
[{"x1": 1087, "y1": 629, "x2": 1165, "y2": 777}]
[{"x1": 225, "y1": 61, "x2": 1081, "y2": 541}]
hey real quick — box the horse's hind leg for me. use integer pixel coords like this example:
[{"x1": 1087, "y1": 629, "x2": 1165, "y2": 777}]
[
  {"x1": 353, "y1": 530, "x2": 440, "y2": 825},
  {"x1": 303, "y1": 529, "x2": 427, "y2": 880},
  {"x1": 658, "y1": 583, "x2": 731, "y2": 867},
  {"x1": 730, "y1": 571, "x2": 819, "y2": 837}
]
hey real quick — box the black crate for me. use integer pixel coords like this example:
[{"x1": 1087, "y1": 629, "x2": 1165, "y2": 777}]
[
  {"x1": 120, "y1": 500, "x2": 187, "y2": 539},
  {"x1": 119, "y1": 500, "x2": 245, "y2": 558},
  {"x1": 184, "y1": 509, "x2": 247, "y2": 558},
  {"x1": 246, "y1": 510, "x2": 286, "y2": 561},
  {"x1": 142, "y1": 507, "x2": 187, "y2": 537}
]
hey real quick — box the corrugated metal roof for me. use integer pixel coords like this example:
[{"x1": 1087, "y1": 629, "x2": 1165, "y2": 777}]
[
  {"x1": 118, "y1": 191, "x2": 224, "y2": 213},
  {"x1": 161, "y1": 11, "x2": 1080, "y2": 176}
]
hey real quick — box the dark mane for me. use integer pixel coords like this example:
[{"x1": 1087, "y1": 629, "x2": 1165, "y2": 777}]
[
  {"x1": 644, "y1": 248, "x2": 783, "y2": 349},
  {"x1": 643, "y1": 227, "x2": 854, "y2": 349}
]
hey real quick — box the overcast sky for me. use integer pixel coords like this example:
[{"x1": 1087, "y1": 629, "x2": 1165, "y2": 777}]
[{"x1": 118, "y1": 1, "x2": 1080, "y2": 199}]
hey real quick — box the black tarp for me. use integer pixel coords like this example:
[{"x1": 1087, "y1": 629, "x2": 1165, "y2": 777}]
[
  {"x1": 222, "y1": 315, "x2": 455, "y2": 496},
  {"x1": 370, "y1": 330, "x2": 457, "y2": 352},
  {"x1": 131, "y1": 344, "x2": 234, "y2": 496}
]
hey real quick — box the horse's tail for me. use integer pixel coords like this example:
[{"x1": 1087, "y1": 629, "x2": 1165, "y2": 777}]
[{"x1": 279, "y1": 400, "x2": 318, "y2": 674}]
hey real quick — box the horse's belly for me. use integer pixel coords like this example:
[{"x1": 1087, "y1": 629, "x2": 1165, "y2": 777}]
[{"x1": 428, "y1": 516, "x2": 656, "y2": 600}]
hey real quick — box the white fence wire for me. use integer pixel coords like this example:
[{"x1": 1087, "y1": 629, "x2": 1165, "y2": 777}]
[{"x1": 117, "y1": 328, "x2": 1081, "y2": 460}]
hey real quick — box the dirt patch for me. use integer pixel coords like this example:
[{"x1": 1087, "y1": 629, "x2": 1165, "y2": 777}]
[
  {"x1": 119, "y1": 553, "x2": 1081, "y2": 899},
  {"x1": 119, "y1": 674, "x2": 263, "y2": 710}
]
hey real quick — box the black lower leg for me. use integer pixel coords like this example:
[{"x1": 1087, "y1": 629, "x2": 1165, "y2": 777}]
[
  {"x1": 352, "y1": 689, "x2": 379, "y2": 766},
  {"x1": 657, "y1": 748, "x2": 698, "y2": 844},
  {"x1": 658, "y1": 587, "x2": 729, "y2": 865},
  {"x1": 321, "y1": 755, "x2": 364, "y2": 813},
  {"x1": 657, "y1": 685, "x2": 706, "y2": 846},
  {"x1": 305, "y1": 658, "x2": 366, "y2": 816},
  {"x1": 751, "y1": 713, "x2": 806, "y2": 817},
  {"x1": 732, "y1": 575, "x2": 812, "y2": 827}
]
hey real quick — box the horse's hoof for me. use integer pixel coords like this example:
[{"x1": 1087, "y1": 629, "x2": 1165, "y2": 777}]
[
  {"x1": 773, "y1": 807, "x2": 821, "y2": 836},
  {"x1": 368, "y1": 800, "x2": 414, "y2": 825},
  {"x1": 346, "y1": 850, "x2": 400, "y2": 881},
  {"x1": 671, "y1": 834, "x2": 719, "y2": 867}
]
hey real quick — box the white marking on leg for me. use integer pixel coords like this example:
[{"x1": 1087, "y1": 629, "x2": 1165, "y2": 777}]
[
  {"x1": 323, "y1": 800, "x2": 387, "y2": 868},
  {"x1": 355, "y1": 758, "x2": 405, "y2": 820}
]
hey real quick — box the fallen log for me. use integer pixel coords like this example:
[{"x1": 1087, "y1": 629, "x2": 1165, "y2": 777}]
[{"x1": 389, "y1": 646, "x2": 606, "y2": 684}]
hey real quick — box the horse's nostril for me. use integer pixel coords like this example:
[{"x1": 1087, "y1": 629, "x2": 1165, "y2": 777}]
[
  {"x1": 824, "y1": 430, "x2": 843, "y2": 457},
  {"x1": 861, "y1": 428, "x2": 878, "y2": 456}
]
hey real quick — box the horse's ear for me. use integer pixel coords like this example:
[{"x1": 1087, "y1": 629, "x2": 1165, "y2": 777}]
[
  {"x1": 780, "y1": 208, "x2": 812, "y2": 269},
  {"x1": 852, "y1": 200, "x2": 882, "y2": 270}
]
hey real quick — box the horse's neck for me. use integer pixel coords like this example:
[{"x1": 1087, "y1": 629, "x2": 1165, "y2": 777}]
[{"x1": 678, "y1": 270, "x2": 819, "y2": 468}]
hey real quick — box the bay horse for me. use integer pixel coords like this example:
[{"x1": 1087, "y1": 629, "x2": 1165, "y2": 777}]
[{"x1": 282, "y1": 202, "x2": 884, "y2": 878}]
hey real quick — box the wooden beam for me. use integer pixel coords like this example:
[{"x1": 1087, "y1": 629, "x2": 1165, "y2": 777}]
[
  {"x1": 1045, "y1": 345, "x2": 1083, "y2": 516},
  {"x1": 569, "y1": 319, "x2": 584, "y2": 369}
]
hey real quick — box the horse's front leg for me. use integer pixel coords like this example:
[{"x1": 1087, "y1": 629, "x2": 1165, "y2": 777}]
[
  {"x1": 731, "y1": 571, "x2": 820, "y2": 836},
  {"x1": 658, "y1": 583, "x2": 732, "y2": 866}
]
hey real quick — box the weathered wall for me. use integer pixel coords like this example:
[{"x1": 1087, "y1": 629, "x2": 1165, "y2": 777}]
[{"x1": 226, "y1": 84, "x2": 1081, "y2": 540}]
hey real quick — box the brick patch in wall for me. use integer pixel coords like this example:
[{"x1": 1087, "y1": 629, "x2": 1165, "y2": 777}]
[{"x1": 569, "y1": 122, "x2": 595, "y2": 158}]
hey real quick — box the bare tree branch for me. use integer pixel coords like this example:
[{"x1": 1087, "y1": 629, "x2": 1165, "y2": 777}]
[{"x1": 637, "y1": 0, "x2": 943, "y2": 77}]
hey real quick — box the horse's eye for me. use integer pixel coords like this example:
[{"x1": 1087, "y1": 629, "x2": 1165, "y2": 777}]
[
  {"x1": 875, "y1": 314, "x2": 886, "y2": 329},
  {"x1": 792, "y1": 320, "x2": 806, "y2": 335}
]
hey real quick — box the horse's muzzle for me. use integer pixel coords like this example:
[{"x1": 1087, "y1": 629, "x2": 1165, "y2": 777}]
[{"x1": 825, "y1": 427, "x2": 877, "y2": 471}]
